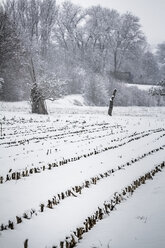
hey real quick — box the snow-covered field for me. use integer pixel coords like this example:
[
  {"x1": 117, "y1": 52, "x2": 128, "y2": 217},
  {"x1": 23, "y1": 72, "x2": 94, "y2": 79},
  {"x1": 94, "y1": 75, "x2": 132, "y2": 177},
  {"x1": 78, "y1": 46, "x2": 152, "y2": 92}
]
[
  {"x1": 125, "y1": 83, "x2": 157, "y2": 91},
  {"x1": 0, "y1": 98, "x2": 165, "y2": 248}
]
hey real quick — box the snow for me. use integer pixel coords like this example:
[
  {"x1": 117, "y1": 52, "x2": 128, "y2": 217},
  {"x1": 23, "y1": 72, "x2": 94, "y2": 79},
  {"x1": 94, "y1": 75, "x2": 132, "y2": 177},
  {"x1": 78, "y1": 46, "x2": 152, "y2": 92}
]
[
  {"x1": 0, "y1": 97, "x2": 165, "y2": 248},
  {"x1": 0, "y1": 131, "x2": 164, "y2": 224},
  {"x1": 125, "y1": 83, "x2": 158, "y2": 91},
  {"x1": 51, "y1": 94, "x2": 87, "y2": 107},
  {"x1": 77, "y1": 168, "x2": 165, "y2": 248}
]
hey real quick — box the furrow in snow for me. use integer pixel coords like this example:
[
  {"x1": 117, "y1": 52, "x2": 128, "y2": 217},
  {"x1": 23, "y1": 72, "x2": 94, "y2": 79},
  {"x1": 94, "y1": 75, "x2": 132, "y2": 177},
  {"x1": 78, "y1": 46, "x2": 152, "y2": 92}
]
[{"x1": 0, "y1": 150, "x2": 164, "y2": 248}]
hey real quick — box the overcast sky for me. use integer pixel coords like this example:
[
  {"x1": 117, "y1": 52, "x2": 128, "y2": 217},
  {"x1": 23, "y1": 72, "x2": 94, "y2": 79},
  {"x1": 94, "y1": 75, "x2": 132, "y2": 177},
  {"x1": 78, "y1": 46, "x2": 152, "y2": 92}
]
[{"x1": 57, "y1": 0, "x2": 165, "y2": 46}]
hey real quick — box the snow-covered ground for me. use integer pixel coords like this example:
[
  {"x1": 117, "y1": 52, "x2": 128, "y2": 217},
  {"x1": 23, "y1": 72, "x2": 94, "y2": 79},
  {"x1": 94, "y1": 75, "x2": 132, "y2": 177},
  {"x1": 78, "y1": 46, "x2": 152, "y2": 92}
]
[
  {"x1": 125, "y1": 83, "x2": 157, "y2": 91},
  {"x1": 0, "y1": 97, "x2": 165, "y2": 248},
  {"x1": 77, "y1": 168, "x2": 165, "y2": 248}
]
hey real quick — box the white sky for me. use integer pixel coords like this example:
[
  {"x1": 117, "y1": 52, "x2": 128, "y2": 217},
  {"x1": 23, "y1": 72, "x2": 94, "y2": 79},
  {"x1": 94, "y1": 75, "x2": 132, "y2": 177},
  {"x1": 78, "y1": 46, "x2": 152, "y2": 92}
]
[{"x1": 57, "y1": 0, "x2": 165, "y2": 46}]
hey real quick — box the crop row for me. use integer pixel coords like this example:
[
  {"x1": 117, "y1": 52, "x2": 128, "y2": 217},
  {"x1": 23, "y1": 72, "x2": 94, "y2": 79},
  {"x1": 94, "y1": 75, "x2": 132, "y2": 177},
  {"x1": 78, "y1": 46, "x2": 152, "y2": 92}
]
[
  {"x1": 0, "y1": 123, "x2": 122, "y2": 146},
  {"x1": 0, "y1": 128, "x2": 163, "y2": 184},
  {"x1": 1, "y1": 144, "x2": 164, "y2": 233},
  {"x1": 50, "y1": 161, "x2": 165, "y2": 248}
]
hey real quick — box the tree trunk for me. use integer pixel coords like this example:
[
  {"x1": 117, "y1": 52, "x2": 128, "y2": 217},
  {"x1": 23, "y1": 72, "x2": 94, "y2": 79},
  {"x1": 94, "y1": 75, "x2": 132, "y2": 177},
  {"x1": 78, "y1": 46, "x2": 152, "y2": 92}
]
[
  {"x1": 108, "y1": 89, "x2": 117, "y2": 116},
  {"x1": 29, "y1": 59, "x2": 48, "y2": 115},
  {"x1": 114, "y1": 51, "x2": 117, "y2": 73},
  {"x1": 31, "y1": 83, "x2": 48, "y2": 115}
]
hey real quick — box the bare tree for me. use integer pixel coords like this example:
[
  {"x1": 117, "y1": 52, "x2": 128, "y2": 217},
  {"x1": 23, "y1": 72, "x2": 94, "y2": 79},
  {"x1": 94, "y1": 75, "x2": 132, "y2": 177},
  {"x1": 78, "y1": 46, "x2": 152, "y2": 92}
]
[
  {"x1": 83, "y1": 6, "x2": 119, "y2": 73},
  {"x1": 0, "y1": 5, "x2": 27, "y2": 100},
  {"x1": 108, "y1": 12, "x2": 146, "y2": 73},
  {"x1": 40, "y1": 0, "x2": 57, "y2": 57}
]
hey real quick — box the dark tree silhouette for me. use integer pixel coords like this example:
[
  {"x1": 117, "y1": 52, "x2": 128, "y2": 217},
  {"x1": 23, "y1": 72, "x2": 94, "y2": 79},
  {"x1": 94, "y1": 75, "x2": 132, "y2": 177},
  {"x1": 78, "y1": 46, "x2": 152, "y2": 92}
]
[{"x1": 150, "y1": 79, "x2": 165, "y2": 96}]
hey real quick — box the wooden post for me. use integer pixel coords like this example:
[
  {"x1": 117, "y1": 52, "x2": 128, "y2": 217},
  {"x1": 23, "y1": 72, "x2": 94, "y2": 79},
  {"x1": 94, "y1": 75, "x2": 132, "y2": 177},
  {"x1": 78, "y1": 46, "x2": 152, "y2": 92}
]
[
  {"x1": 24, "y1": 239, "x2": 28, "y2": 248},
  {"x1": 108, "y1": 89, "x2": 117, "y2": 116},
  {"x1": 0, "y1": 122, "x2": 2, "y2": 136}
]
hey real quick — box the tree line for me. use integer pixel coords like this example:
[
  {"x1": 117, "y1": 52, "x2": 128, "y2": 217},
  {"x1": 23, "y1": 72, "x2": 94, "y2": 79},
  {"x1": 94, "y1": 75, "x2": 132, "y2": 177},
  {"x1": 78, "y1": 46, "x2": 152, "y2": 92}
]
[{"x1": 0, "y1": 0, "x2": 164, "y2": 106}]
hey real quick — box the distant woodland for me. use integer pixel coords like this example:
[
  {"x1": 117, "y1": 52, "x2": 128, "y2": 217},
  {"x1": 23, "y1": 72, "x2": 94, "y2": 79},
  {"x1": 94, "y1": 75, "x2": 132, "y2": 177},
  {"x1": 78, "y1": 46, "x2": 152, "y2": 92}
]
[{"x1": 0, "y1": 0, "x2": 165, "y2": 106}]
